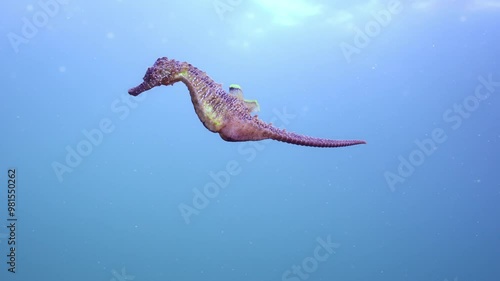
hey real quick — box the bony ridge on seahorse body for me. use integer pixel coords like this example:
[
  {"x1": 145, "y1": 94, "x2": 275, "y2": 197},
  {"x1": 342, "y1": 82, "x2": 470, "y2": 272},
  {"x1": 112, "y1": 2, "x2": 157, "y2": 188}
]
[{"x1": 128, "y1": 57, "x2": 366, "y2": 148}]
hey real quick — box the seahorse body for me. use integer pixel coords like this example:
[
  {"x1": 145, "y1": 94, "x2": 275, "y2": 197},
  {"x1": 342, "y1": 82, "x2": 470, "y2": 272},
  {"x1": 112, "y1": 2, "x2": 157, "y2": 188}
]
[{"x1": 128, "y1": 57, "x2": 366, "y2": 148}]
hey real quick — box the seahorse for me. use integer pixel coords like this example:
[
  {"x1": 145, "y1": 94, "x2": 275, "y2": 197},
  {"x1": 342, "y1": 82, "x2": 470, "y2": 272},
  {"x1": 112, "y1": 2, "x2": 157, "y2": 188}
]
[{"x1": 128, "y1": 57, "x2": 366, "y2": 148}]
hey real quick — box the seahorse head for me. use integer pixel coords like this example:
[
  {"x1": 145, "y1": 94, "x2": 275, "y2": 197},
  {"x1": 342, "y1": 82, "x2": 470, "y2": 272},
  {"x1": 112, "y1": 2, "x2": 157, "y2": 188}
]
[
  {"x1": 129, "y1": 57, "x2": 181, "y2": 96},
  {"x1": 145, "y1": 57, "x2": 181, "y2": 86}
]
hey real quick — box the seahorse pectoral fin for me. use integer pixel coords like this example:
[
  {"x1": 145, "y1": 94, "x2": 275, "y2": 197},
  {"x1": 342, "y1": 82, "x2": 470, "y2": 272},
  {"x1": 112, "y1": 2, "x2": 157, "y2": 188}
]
[{"x1": 229, "y1": 84, "x2": 244, "y2": 98}]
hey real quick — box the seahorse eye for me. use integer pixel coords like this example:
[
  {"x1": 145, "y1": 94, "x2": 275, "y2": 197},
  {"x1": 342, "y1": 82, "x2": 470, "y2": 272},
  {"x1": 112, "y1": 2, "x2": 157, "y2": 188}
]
[{"x1": 142, "y1": 66, "x2": 168, "y2": 87}]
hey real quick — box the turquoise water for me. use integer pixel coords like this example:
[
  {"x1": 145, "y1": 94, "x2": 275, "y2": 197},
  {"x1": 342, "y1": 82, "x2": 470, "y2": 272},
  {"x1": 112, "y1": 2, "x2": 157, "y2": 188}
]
[{"x1": 1, "y1": 1, "x2": 499, "y2": 281}]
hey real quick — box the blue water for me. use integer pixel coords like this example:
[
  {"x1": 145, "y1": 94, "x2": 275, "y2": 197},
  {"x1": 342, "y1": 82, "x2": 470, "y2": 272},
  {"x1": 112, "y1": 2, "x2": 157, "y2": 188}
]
[{"x1": 1, "y1": 1, "x2": 499, "y2": 281}]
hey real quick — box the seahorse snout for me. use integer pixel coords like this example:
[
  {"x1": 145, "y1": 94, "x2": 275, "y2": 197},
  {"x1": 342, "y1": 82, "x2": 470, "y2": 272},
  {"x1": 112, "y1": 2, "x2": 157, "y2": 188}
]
[{"x1": 128, "y1": 82, "x2": 148, "y2": 96}]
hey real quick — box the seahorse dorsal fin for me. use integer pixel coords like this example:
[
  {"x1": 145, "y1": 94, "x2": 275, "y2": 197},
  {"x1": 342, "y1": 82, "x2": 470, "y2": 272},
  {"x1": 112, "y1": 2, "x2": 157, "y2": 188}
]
[
  {"x1": 244, "y1": 99, "x2": 260, "y2": 113},
  {"x1": 229, "y1": 84, "x2": 260, "y2": 113}
]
